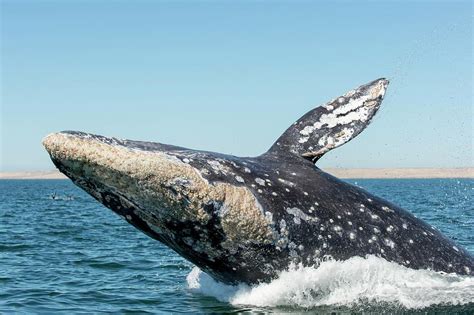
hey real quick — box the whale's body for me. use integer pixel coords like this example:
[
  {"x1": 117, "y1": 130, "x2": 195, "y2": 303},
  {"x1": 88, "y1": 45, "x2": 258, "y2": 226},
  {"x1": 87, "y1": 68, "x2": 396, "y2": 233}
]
[{"x1": 43, "y1": 78, "x2": 473, "y2": 284}]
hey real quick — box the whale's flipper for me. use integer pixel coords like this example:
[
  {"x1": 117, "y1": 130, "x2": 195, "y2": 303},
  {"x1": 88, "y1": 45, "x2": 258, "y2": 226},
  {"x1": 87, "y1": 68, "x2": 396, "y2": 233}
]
[{"x1": 268, "y1": 78, "x2": 389, "y2": 163}]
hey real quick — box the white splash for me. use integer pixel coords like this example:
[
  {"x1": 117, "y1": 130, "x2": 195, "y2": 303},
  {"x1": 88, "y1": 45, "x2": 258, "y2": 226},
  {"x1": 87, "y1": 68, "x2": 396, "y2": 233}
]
[{"x1": 187, "y1": 255, "x2": 474, "y2": 309}]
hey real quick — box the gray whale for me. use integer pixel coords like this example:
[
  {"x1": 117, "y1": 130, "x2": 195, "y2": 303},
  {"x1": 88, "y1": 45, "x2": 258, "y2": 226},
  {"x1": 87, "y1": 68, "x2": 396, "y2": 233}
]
[{"x1": 43, "y1": 78, "x2": 473, "y2": 284}]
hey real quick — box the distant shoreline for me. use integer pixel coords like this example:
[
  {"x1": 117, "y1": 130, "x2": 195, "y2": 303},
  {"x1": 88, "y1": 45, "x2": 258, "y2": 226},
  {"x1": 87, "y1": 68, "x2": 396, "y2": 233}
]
[{"x1": 1, "y1": 168, "x2": 473, "y2": 180}]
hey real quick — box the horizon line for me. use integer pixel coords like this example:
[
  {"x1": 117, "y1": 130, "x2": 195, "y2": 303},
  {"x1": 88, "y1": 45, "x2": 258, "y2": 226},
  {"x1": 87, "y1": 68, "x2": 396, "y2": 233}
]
[{"x1": 1, "y1": 168, "x2": 473, "y2": 180}]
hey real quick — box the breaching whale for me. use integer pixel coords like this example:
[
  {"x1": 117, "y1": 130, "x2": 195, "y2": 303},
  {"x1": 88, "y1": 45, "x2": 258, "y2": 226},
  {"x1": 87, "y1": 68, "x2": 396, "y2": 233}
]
[{"x1": 43, "y1": 78, "x2": 473, "y2": 284}]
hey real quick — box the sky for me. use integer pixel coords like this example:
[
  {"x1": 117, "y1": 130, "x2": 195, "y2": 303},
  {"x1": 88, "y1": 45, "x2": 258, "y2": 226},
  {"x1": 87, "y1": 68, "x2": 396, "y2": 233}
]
[{"x1": 1, "y1": 1, "x2": 472, "y2": 171}]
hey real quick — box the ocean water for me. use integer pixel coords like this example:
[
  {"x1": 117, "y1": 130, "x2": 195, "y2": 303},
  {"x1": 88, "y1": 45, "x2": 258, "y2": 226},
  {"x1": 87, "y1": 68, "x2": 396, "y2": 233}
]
[{"x1": 1, "y1": 178, "x2": 473, "y2": 314}]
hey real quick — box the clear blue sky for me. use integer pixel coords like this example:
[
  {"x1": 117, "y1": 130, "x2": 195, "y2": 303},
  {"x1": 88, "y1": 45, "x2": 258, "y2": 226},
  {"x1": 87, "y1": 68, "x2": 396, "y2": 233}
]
[{"x1": 1, "y1": 1, "x2": 472, "y2": 171}]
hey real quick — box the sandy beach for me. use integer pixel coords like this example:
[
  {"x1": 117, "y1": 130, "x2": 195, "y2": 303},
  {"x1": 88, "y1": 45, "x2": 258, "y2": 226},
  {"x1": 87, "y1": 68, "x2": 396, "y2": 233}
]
[{"x1": 1, "y1": 168, "x2": 473, "y2": 180}]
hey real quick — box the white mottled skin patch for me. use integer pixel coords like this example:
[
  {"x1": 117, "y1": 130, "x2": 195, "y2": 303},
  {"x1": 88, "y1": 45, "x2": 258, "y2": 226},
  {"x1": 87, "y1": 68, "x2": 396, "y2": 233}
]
[
  {"x1": 285, "y1": 207, "x2": 318, "y2": 225},
  {"x1": 299, "y1": 80, "x2": 387, "y2": 157},
  {"x1": 271, "y1": 79, "x2": 389, "y2": 163},
  {"x1": 207, "y1": 160, "x2": 230, "y2": 174},
  {"x1": 278, "y1": 178, "x2": 296, "y2": 187},
  {"x1": 384, "y1": 238, "x2": 396, "y2": 249},
  {"x1": 382, "y1": 206, "x2": 394, "y2": 213}
]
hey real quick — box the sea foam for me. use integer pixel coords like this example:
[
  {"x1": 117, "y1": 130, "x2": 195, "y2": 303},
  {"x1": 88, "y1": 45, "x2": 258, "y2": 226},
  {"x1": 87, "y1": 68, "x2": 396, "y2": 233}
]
[{"x1": 187, "y1": 255, "x2": 474, "y2": 309}]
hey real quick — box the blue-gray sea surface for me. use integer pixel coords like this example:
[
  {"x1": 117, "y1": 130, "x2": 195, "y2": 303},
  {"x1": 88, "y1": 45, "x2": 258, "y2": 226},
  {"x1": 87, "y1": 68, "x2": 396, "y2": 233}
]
[{"x1": 1, "y1": 179, "x2": 473, "y2": 314}]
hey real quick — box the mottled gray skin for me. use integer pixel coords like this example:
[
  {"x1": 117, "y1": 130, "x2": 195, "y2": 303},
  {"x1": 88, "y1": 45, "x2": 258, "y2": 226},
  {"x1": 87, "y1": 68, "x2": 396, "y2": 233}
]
[{"x1": 43, "y1": 78, "x2": 473, "y2": 284}]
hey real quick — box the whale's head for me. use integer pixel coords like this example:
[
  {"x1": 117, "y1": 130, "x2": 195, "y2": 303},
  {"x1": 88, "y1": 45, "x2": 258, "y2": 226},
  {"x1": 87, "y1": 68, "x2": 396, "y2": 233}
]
[
  {"x1": 42, "y1": 131, "x2": 280, "y2": 283},
  {"x1": 42, "y1": 78, "x2": 391, "y2": 284}
]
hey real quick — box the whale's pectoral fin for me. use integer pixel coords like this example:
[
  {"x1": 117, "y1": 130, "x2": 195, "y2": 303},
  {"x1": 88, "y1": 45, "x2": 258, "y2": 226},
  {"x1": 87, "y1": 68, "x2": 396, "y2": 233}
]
[{"x1": 268, "y1": 78, "x2": 389, "y2": 163}]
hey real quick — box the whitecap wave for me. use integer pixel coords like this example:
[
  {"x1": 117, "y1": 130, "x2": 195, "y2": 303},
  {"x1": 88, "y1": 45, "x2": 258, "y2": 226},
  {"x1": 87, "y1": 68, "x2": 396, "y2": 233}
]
[{"x1": 187, "y1": 255, "x2": 474, "y2": 309}]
